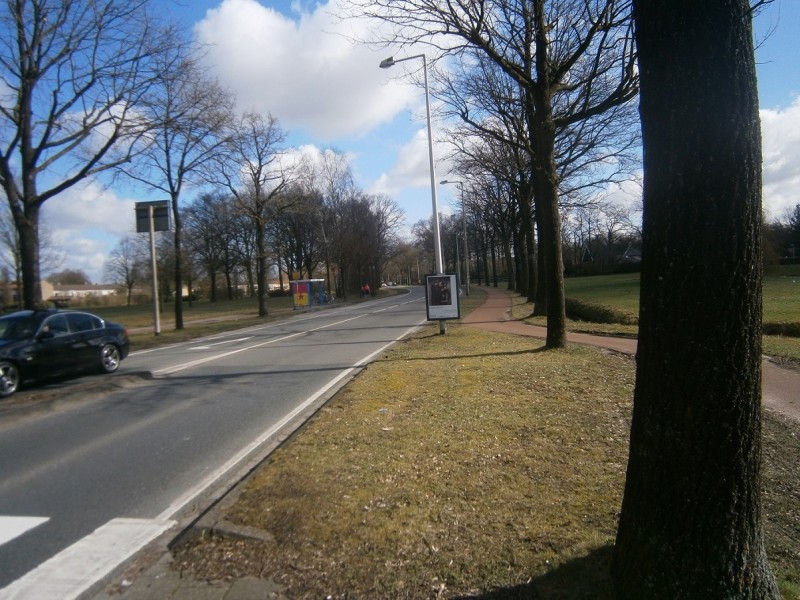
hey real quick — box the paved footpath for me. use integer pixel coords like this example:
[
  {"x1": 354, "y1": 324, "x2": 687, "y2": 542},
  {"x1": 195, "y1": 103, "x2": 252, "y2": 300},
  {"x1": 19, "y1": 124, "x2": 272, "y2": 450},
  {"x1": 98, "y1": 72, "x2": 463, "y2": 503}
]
[
  {"x1": 463, "y1": 285, "x2": 800, "y2": 424},
  {"x1": 86, "y1": 285, "x2": 799, "y2": 600}
]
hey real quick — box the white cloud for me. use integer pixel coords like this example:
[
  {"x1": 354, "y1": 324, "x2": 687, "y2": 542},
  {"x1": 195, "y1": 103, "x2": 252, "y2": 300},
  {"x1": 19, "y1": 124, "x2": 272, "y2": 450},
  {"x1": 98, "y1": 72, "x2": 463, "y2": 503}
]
[
  {"x1": 376, "y1": 128, "x2": 433, "y2": 193},
  {"x1": 369, "y1": 128, "x2": 453, "y2": 195},
  {"x1": 761, "y1": 96, "x2": 800, "y2": 220},
  {"x1": 194, "y1": 0, "x2": 415, "y2": 140},
  {"x1": 42, "y1": 181, "x2": 139, "y2": 282}
]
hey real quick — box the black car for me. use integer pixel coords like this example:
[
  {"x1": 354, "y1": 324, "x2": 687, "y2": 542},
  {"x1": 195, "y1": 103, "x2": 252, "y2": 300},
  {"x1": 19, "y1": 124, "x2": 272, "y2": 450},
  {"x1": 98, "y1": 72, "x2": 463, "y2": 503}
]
[{"x1": 0, "y1": 309, "x2": 130, "y2": 398}]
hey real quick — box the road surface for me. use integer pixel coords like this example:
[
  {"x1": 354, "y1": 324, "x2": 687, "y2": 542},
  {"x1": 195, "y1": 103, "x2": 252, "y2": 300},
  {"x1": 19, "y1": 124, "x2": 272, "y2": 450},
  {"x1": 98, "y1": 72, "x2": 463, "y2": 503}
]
[{"x1": 0, "y1": 288, "x2": 427, "y2": 598}]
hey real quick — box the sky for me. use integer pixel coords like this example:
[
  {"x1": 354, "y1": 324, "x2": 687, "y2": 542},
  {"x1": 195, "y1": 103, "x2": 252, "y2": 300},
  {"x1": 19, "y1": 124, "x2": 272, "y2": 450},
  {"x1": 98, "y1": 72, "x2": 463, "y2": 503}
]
[{"x1": 37, "y1": 0, "x2": 800, "y2": 283}]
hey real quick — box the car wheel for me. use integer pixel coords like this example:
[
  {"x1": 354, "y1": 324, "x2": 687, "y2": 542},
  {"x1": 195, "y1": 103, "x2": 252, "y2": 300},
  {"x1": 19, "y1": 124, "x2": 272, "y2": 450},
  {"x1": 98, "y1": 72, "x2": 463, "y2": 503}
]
[
  {"x1": 99, "y1": 344, "x2": 121, "y2": 374},
  {"x1": 0, "y1": 361, "x2": 20, "y2": 398}
]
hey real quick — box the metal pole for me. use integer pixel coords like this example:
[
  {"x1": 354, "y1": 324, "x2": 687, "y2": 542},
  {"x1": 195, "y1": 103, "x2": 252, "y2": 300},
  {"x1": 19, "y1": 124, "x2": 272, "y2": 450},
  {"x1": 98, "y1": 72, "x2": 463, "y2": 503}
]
[
  {"x1": 441, "y1": 179, "x2": 470, "y2": 296},
  {"x1": 382, "y1": 54, "x2": 446, "y2": 333},
  {"x1": 420, "y1": 59, "x2": 443, "y2": 276},
  {"x1": 455, "y1": 232, "x2": 460, "y2": 281},
  {"x1": 463, "y1": 197, "x2": 470, "y2": 296},
  {"x1": 420, "y1": 58, "x2": 446, "y2": 334},
  {"x1": 149, "y1": 205, "x2": 161, "y2": 336}
]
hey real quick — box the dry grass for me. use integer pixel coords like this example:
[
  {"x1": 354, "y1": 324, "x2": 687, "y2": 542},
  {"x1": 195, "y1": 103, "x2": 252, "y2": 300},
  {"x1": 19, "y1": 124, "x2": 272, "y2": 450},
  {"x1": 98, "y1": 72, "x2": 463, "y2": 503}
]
[
  {"x1": 176, "y1": 321, "x2": 633, "y2": 598},
  {"x1": 171, "y1": 290, "x2": 799, "y2": 599}
]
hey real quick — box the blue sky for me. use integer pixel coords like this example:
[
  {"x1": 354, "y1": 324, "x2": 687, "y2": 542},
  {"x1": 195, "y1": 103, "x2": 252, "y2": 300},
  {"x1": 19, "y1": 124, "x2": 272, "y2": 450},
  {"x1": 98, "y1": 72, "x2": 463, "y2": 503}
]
[{"x1": 40, "y1": 0, "x2": 800, "y2": 282}]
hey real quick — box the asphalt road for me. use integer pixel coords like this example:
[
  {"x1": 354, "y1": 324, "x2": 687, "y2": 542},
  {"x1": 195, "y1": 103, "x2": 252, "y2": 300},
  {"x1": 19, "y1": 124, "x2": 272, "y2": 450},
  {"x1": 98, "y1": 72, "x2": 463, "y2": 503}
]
[{"x1": 0, "y1": 288, "x2": 427, "y2": 598}]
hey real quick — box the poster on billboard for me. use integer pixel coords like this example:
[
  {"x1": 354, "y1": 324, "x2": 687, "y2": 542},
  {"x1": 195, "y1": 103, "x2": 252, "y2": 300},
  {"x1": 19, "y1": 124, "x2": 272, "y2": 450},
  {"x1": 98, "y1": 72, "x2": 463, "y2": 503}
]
[{"x1": 425, "y1": 273, "x2": 460, "y2": 320}]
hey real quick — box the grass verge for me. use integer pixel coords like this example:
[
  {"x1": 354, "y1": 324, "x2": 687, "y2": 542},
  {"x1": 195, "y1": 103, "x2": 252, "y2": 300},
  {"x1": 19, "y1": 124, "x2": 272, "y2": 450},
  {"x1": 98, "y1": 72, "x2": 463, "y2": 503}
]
[{"x1": 172, "y1": 290, "x2": 799, "y2": 598}]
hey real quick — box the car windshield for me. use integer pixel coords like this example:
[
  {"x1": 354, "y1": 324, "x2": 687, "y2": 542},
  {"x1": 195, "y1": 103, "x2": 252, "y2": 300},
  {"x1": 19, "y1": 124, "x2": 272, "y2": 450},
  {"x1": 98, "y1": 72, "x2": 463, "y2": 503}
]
[{"x1": 0, "y1": 313, "x2": 40, "y2": 341}]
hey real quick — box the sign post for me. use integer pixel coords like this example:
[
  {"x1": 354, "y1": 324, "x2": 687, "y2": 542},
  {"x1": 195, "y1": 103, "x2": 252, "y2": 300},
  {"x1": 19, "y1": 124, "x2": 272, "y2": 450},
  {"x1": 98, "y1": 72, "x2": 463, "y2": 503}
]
[{"x1": 135, "y1": 201, "x2": 171, "y2": 335}]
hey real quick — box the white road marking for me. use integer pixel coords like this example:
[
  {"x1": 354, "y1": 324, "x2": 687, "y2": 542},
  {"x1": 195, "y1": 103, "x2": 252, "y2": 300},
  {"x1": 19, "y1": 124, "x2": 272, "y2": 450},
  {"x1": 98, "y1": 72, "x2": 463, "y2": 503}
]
[
  {"x1": 0, "y1": 517, "x2": 49, "y2": 546},
  {"x1": 189, "y1": 336, "x2": 253, "y2": 350},
  {"x1": 0, "y1": 518, "x2": 175, "y2": 600},
  {"x1": 152, "y1": 314, "x2": 367, "y2": 376}
]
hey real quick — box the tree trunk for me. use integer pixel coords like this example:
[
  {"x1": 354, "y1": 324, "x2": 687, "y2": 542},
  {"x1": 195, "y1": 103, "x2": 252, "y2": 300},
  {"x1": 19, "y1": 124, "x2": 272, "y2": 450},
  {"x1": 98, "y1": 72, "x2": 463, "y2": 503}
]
[
  {"x1": 525, "y1": 218, "x2": 537, "y2": 304},
  {"x1": 256, "y1": 222, "x2": 268, "y2": 317},
  {"x1": 502, "y1": 238, "x2": 515, "y2": 292},
  {"x1": 531, "y1": 0, "x2": 566, "y2": 348},
  {"x1": 536, "y1": 188, "x2": 565, "y2": 347},
  {"x1": 209, "y1": 269, "x2": 218, "y2": 302},
  {"x1": 11, "y1": 200, "x2": 43, "y2": 309},
  {"x1": 224, "y1": 268, "x2": 233, "y2": 300},
  {"x1": 612, "y1": 1, "x2": 779, "y2": 597},
  {"x1": 533, "y1": 216, "x2": 547, "y2": 316},
  {"x1": 514, "y1": 227, "x2": 526, "y2": 295},
  {"x1": 490, "y1": 240, "x2": 498, "y2": 288}
]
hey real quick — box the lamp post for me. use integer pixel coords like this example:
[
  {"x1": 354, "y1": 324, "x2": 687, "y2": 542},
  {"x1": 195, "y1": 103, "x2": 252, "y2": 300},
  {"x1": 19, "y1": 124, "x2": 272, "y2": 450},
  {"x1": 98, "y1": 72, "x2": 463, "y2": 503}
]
[
  {"x1": 440, "y1": 179, "x2": 470, "y2": 296},
  {"x1": 381, "y1": 54, "x2": 446, "y2": 333}
]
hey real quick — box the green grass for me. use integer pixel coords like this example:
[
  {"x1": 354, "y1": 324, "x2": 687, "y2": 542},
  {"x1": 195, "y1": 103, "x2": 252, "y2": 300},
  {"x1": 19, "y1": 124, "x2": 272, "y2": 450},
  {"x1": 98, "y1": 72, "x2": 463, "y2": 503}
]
[
  {"x1": 564, "y1": 273, "x2": 642, "y2": 317},
  {"x1": 764, "y1": 272, "x2": 800, "y2": 324},
  {"x1": 564, "y1": 267, "x2": 800, "y2": 326},
  {"x1": 556, "y1": 269, "x2": 800, "y2": 361}
]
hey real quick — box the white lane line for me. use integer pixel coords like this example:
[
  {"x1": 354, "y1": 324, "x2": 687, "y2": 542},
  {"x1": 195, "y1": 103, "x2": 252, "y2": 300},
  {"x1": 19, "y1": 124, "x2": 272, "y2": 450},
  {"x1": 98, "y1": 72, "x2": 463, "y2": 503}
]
[
  {"x1": 0, "y1": 517, "x2": 49, "y2": 546},
  {"x1": 152, "y1": 314, "x2": 367, "y2": 376},
  {"x1": 189, "y1": 336, "x2": 253, "y2": 350},
  {"x1": 0, "y1": 518, "x2": 175, "y2": 600},
  {"x1": 155, "y1": 321, "x2": 424, "y2": 522}
]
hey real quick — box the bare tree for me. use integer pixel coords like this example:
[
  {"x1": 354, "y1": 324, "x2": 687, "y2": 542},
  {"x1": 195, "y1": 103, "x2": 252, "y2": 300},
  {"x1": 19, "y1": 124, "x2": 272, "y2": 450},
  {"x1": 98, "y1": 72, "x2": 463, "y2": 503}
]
[
  {"x1": 448, "y1": 138, "x2": 522, "y2": 292},
  {"x1": 123, "y1": 49, "x2": 234, "y2": 328},
  {"x1": 440, "y1": 48, "x2": 639, "y2": 301},
  {"x1": 104, "y1": 236, "x2": 146, "y2": 305},
  {"x1": 0, "y1": 0, "x2": 180, "y2": 308},
  {"x1": 1, "y1": 199, "x2": 64, "y2": 300},
  {"x1": 311, "y1": 149, "x2": 357, "y2": 296},
  {"x1": 270, "y1": 185, "x2": 324, "y2": 281},
  {"x1": 47, "y1": 268, "x2": 90, "y2": 285},
  {"x1": 343, "y1": 0, "x2": 637, "y2": 348},
  {"x1": 366, "y1": 194, "x2": 404, "y2": 291},
  {"x1": 611, "y1": 0, "x2": 779, "y2": 596},
  {"x1": 184, "y1": 193, "x2": 238, "y2": 302},
  {"x1": 332, "y1": 192, "x2": 396, "y2": 296},
  {"x1": 1, "y1": 201, "x2": 22, "y2": 305},
  {"x1": 217, "y1": 112, "x2": 289, "y2": 316},
  {"x1": 288, "y1": 148, "x2": 357, "y2": 295}
]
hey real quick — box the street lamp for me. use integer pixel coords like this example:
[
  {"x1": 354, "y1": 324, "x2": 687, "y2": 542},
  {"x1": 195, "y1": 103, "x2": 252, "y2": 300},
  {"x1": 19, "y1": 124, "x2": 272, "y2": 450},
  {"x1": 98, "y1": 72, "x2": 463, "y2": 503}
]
[
  {"x1": 440, "y1": 179, "x2": 470, "y2": 296},
  {"x1": 381, "y1": 53, "x2": 446, "y2": 333}
]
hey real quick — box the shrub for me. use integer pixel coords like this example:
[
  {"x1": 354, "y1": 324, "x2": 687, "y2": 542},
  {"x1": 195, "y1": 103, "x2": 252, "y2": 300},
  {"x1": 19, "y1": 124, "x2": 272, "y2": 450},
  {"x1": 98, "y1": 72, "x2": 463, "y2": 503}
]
[
  {"x1": 763, "y1": 322, "x2": 800, "y2": 338},
  {"x1": 565, "y1": 297, "x2": 638, "y2": 325}
]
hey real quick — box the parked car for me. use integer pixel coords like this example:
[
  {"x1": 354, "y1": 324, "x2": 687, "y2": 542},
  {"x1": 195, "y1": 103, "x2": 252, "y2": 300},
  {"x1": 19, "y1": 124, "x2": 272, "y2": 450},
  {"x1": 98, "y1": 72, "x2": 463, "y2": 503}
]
[{"x1": 0, "y1": 309, "x2": 130, "y2": 398}]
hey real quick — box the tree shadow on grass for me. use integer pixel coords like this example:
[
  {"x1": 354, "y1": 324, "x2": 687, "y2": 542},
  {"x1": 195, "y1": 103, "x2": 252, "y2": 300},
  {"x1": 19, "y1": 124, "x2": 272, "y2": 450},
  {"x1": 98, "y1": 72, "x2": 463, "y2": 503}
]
[{"x1": 451, "y1": 545, "x2": 615, "y2": 600}]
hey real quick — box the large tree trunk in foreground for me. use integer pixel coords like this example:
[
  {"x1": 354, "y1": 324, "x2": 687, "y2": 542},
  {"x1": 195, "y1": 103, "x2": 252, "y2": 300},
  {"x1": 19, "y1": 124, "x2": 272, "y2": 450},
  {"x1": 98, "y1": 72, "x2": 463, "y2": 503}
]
[{"x1": 612, "y1": 1, "x2": 779, "y2": 597}]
